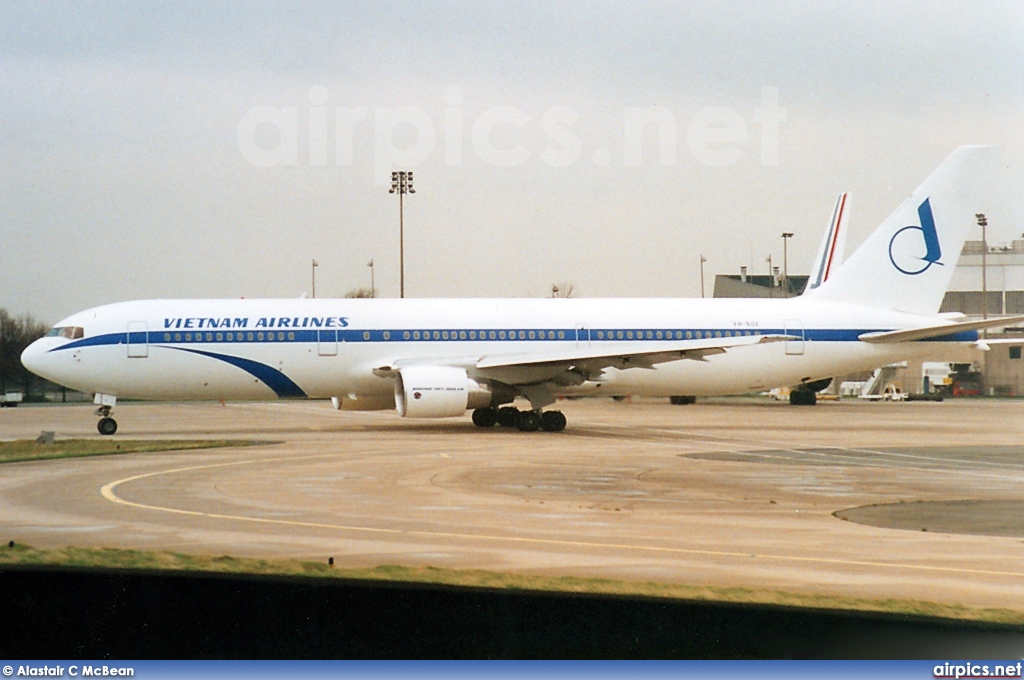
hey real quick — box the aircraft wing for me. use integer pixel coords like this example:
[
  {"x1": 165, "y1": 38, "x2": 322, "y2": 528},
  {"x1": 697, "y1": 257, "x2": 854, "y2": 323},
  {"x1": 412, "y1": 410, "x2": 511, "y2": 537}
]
[
  {"x1": 474, "y1": 333, "x2": 792, "y2": 371},
  {"x1": 858, "y1": 315, "x2": 1024, "y2": 344},
  {"x1": 378, "y1": 334, "x2": 793, "y2": 379}
]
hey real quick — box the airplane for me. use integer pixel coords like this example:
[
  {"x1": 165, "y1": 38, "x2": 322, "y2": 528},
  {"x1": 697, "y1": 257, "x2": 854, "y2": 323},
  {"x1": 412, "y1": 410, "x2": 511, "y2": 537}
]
[
  {"x1": 805, "y1": 192, "x2": 849, "y2": 293},
  {"x1": 22, "y1": 146, "x2": 1023, "y2": 435}
]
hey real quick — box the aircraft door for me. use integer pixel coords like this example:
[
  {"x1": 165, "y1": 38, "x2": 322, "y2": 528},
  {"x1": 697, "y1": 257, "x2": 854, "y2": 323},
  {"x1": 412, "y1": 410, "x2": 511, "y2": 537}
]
[
  {"x1": 127, "y1": 321, "x2": 148, "y2": 358},
  {"x1": 318, "y1": 329, "x2": 338, "y2": 356},
  {"x1": 784, "y1": 319, "x2": 805, "y2": 356},
  {"x1": 575, "y1": 324, "x2": 590, "y2": 348}
]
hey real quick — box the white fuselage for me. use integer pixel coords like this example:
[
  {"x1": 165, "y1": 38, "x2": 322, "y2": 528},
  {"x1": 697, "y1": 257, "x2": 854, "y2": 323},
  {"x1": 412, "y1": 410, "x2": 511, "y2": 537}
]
[{"x1": 22, "y1": 297, "x2": 970, "y2": 406}]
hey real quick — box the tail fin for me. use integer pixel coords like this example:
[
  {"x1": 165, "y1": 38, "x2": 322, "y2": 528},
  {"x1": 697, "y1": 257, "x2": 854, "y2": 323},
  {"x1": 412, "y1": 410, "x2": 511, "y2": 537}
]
[
  {"x1": 805, "y1": 192, "x2": 850, "y2": 292},
  {"x1": 808, "y1": 146, "x2": 998, "y2": 314}
]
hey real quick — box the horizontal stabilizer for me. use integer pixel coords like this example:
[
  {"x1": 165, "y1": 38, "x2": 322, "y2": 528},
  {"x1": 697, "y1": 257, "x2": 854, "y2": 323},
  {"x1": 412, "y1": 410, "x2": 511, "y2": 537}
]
[{"x1": 858, "y1": 315, "x2": 1024, "y2": 344}]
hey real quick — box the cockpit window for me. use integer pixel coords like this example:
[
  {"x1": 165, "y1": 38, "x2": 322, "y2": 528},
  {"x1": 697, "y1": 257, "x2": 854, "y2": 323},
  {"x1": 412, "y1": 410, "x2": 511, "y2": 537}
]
[{"x1": 45, "y1": 326, "x2": 84, "y2": 339}]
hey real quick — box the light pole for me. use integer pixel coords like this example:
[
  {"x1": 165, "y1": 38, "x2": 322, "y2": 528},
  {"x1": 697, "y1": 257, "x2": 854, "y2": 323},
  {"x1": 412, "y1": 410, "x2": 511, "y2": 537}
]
[
  {"x1": 311, "y1": 259, "x2": 318, "y2": 298},
  {"x1": 389, "y1": 171, "x2": 415, "y2": 298},
  {"x1": 699, "y1": 255, "x2": 706, "y2": 298},
  {"x1": 976, "y1": 214, "x2": 988, "y2": 320},
  {"x1": 781, "y1": 232, "x2": 794, "y2": 297},
  {"x1": 367, "y1": 259, "x2": 375, "y2": 298},
  {"x1": 766, "y1": 254, "x2": 773, "y2": 298}
]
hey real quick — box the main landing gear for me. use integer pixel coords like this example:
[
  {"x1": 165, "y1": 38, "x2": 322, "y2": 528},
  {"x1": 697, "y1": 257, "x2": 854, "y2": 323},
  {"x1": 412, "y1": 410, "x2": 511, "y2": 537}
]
[
  {"x1": 788, "y1": 378, "x2": 832, "y2": 406},
  {"x1": 788, "y1": 389, "x2": 817, "y2": 406},
  {"x1": 472, "y1": 406, "x2": 567, "y2": 433}
]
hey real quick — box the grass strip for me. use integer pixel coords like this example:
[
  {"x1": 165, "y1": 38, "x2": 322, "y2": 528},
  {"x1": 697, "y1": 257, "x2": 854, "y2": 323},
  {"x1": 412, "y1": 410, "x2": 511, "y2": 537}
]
[
  {"x1": 0, "y1": 439, "x2": 258, "y2": 464},
  {"x1": 0, "y1": 542, "x2": 1020, "y2": 625}
]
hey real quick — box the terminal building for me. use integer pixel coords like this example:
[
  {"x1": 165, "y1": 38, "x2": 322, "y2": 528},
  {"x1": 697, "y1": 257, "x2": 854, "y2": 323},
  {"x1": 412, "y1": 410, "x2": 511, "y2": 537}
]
[{"x1": 713, "y1": 239, "x2": 1024, "y2": 396}]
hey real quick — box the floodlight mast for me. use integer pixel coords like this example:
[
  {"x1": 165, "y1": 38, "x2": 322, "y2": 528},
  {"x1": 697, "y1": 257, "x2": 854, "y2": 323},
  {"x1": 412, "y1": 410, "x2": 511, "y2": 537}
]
[
  {"x1": 389, "y1": 171, "x2": 415, "y2": 298},
  {"x1": 781, "y1": 232, "x2": 794, "y2": 297}
]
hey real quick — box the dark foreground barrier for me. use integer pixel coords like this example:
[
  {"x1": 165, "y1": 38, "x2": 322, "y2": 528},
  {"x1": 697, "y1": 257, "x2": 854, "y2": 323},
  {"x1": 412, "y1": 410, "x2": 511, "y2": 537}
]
[{"x1": 2, "y1": 567, "x2": 1022, "y2": 658}]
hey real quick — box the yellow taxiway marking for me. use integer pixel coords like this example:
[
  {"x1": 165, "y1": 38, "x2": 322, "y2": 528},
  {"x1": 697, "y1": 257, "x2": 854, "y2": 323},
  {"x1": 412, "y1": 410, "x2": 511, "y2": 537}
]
[{"x1": 100, "y1": 456, "x2": 1024, "y2": 580}]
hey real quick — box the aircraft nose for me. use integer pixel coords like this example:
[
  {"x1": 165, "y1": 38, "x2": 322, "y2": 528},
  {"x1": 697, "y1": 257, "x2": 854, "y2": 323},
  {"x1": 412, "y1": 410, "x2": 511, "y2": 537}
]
[{"x1": 21, "y1": 339, "x2": 49, "y2": 378}]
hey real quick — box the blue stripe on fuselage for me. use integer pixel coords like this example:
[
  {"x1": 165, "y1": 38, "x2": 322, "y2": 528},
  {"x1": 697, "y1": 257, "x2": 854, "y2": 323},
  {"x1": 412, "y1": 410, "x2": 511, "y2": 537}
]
[
  {"x1": 170, "y1": 347, "x2": 306, "y2": 398},
  {"x1": 47, "y1": 327, "x2": 979, "y2": 351}
]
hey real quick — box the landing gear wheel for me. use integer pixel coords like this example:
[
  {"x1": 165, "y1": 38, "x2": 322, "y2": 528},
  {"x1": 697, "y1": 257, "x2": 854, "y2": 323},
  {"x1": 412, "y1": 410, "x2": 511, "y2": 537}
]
[
  {"x1": 97, "y1": 417, "x2": 118, "y2": 435},
  {"x1": 496, "y1": 406, "x2": 519, "y2": 428},
  {"x1": 515, "y1": 410, "x2": 541, "y2": 432},
  {"x1": 789, "y1": 389, "x2": 817, "y2": 406},
  {"x1": 472, "y1": 407, "x2": 498, "y2": 427},
  {"x1": 540, "y1": 410, "x2": 567, "y2": 432}
]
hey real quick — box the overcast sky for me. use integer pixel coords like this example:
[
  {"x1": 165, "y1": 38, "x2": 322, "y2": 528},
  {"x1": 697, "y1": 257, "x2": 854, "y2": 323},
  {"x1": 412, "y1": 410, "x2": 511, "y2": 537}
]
[{"x1": 2, "y1": 1, "x2": 1023, "y2": 322}]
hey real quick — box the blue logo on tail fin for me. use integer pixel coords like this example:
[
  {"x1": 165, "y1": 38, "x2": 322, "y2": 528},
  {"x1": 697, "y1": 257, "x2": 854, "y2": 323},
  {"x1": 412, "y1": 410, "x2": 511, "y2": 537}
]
[{"x1": 888, "y1": 198, "x2": 943, "y2": 275}]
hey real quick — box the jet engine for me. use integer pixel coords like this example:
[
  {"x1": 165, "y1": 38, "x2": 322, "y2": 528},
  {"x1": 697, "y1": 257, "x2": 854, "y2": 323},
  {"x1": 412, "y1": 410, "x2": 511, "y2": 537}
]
[{"x1": 394, "y1": 366, "x2": 497, "y2": 418}]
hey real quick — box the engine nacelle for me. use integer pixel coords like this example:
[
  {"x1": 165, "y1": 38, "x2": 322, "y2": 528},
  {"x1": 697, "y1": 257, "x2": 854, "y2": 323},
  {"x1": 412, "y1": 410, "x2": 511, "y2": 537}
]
[{"x1": 394, "y1": 366, "x2": 494, "y2": 418}]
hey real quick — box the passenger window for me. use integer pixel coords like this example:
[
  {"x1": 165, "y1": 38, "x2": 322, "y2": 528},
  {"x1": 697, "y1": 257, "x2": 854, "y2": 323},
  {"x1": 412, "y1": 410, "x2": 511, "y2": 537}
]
[
  {"x1": 404, "y1": 331, "x2": 411, "y2": 340},
  {"x1": 208, "y1": 333, "x2": 214, "y2": 341},
  {"x1": 383, "y1": 331, "x2": 390, "y2": 340},
  {"x1": 558, "y1": 330, "x2": 565, "y2": 339},
  {"x1": 489, "y1": 331, "x2": 496, "y2": 339},
  {"x1": 288, "y1": 332, "x2": 295, "y2": 340},
  {"x1": 363, "y1": 331, "x2": 371, "y2": 340},
  {"x1": 459, "y1": 331, "x2": 466, "y2": 340}
]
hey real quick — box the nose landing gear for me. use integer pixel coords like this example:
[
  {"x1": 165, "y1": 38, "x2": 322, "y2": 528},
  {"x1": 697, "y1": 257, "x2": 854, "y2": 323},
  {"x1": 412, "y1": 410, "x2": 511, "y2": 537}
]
[
  {"x1": 93, "y1": 394, "x2": 118, "y2": 435},
  {"x1": 97, "y1": 415, "x2": 118, "y2": 435}
]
